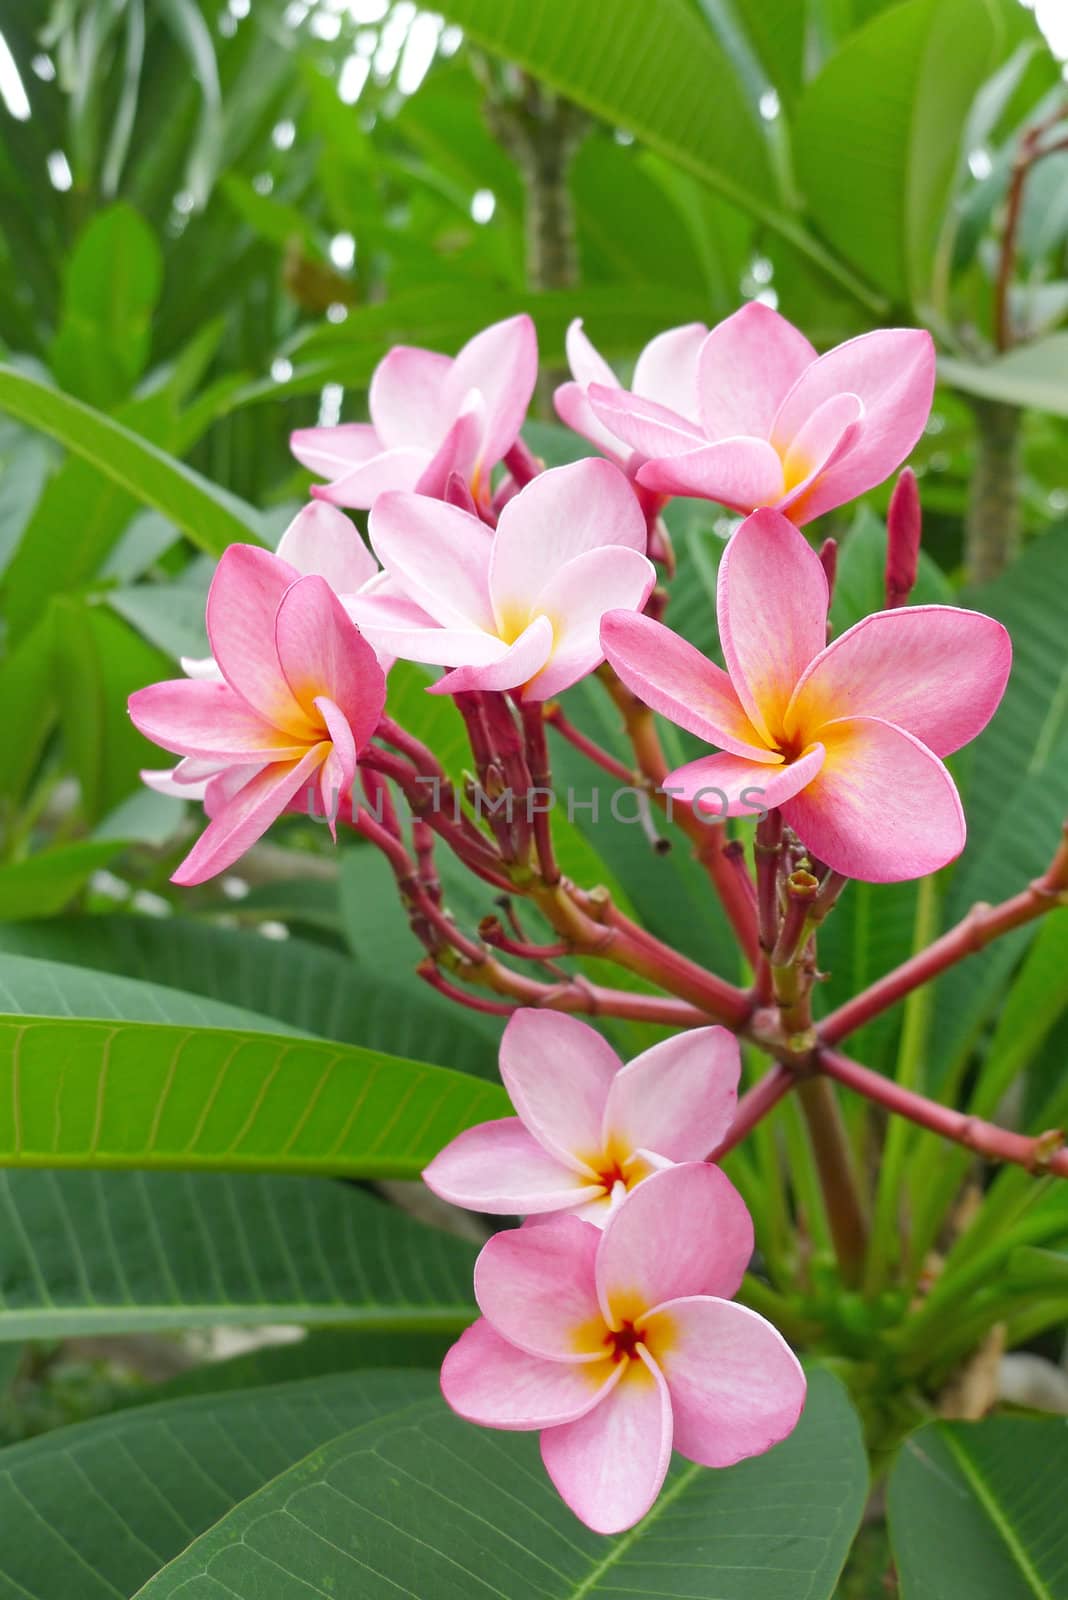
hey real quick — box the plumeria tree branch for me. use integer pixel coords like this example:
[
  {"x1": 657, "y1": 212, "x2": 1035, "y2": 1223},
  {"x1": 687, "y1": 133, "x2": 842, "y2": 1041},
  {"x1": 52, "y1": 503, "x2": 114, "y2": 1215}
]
[
  {"x1": 818, "y1": 1047, "x2": 1068, "y2": 1178},
  {"x1": 819, "y1": 822, "x2": 1068, "y2": 1046}
]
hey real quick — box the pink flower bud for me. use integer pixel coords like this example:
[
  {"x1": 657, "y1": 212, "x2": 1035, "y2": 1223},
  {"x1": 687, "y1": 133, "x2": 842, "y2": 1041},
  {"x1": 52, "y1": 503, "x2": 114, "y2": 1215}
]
[{"x1": 886, "y1": 467, "x2": 921, "y2": 608}]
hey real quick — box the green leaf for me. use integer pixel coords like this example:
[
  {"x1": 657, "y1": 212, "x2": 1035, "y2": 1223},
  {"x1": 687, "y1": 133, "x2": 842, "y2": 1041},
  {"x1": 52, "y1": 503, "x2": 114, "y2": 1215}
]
[
  {"x1": 437, "y1": 0, "x2": 773, "y2": 205},
  {"x1": 889, "y1": 1414, "x2": 1068, "y2": 1599},
  {"x1": 136, "y1": 1367, "x2": 866, "y2": 1599},
  {"x1": 1007, "y1": 1244, "x2": 1068, "y2": 1291},
  {"x1": 53, "y1": 599, "x2": 174, "y2": 823},
  {"x1": 0, "y1": 1001, "x2": 505, "y2": 1177},
  {"x1": 0, "y1": 843, "x2": 126, "y2": 921},
  {"x1": 0, "y1": 951, "x2": 303, "y2": 1033},
  {"x1": 794, "y1": 0, "x2": 998, "y2": 308},
  {"x1": 941, "y1": 335, "x2": 1068, "y2": 416},
  {"x1": 0, "y1": 1169, "x2": 477, "y2": 1339},
  {"x1": 0, "y1": 1371, "x2": 436, "y2": 1600},
  {"x1": 0, "y1": 913, "x2": 500, "y2": 1078},
  {"x1": 0, "y1": 363, "x2": 265, "y2": 554},
  {"x1": 50, "y1": 203, "x2": 164, "y2": 408},
  {"x1": 0, "y1": 610, "x2": 57, "y2": 810}
]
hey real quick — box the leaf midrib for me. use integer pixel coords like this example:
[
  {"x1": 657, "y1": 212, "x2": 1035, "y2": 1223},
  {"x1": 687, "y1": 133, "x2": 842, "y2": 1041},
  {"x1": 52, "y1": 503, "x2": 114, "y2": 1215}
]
[{"x1": 941, "y1": 1428, "x2": 1054, "y2": 1600}]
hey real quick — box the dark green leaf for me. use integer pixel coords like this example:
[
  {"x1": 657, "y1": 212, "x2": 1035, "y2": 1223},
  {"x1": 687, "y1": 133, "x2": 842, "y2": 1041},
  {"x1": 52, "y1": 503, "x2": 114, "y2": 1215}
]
[
  {"x1": 137, "y1": 1367, "x2": 867, "y2": 1599},
  {"x1": 889, "y1": 1414, "x2": 1068, "y2": 1599},
  {"x1": 0, "y1": 1370, "x2": 436, "y2": 1600}
]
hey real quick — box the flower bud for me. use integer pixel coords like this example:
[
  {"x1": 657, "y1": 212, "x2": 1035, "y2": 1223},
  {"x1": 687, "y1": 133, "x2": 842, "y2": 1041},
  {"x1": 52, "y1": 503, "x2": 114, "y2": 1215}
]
[{"x1": 886, "y1": 467, "x2": 921, "y2": 608}]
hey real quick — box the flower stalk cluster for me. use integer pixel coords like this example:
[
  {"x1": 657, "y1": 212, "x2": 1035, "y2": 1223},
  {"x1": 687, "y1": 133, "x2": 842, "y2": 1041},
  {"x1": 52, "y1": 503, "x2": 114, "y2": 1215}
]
[{"x1": 129, "y1": 306, "x2": 1068, "y2": 1532}]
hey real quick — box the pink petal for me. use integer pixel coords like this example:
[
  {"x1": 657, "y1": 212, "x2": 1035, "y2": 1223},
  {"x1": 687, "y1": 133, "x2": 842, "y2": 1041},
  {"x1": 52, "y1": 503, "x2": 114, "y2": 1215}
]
[
  {"x1": 413, "y1": 396, "x2": 486, "y2": 500},
  {"x1": 642, "y1": 1296, "x2": 806, "y2": 1468},
  {"x1": 777, "y1": 391, "x2": 863, "y2": 514},
  {"x1": 635, "y1": 436, "x2": 786, "y2": 511},
  {"x1": 595, "y1": 1163, "x2": 753, "y2": 1329},
  {"x1": 205, "y1": 546, "x2": 313, "y2": 737},
  {"x1": 171, "y1": 745, "x2": 328, "y2": 885},
  {"x1": 786, "y1": 606, "x2": 1012, "y2": 758},
  {"x1": 314, "y1": 694, "x2": 358, "y2": 831},
  {"x1": 498, "y1": 1010, "x2": 622, "y2": 1175},
  {"x1": 275, "y1": 501, "x2": 379, "y2": 593},
  {"x1": 443, "y1": 314, "x2": 538, "y2": 470},
  {"x1": 717, "y1": 508, "x2": 828, "y2": 745},
  {"x1": 290, "y1": 422, "x2": 381, "y2": 479},
  {"x1": 310, "y1": 447, "x2": 432, "y2": 509},
  {"x1": 368, "y1": 345, "x2": 452, "y2": 451},
  {"x1": 697, "y1": 303, "x2": 817, "y2": 440},
  {"x1": 665, "y1": 745, "x2": 824, "y2": 819},
  {"x1": 129, "y1": 679, "x2": 307, "y2": 762},
  {"x1": 274, "y1": 576, "x2": 386, "y2": 748},
  {"x1": 430, "y1": 615, "x2": 554, "y2": 695},
  {"x1": 422, "y1": 1118, "x2": 603, "y2": 1214},
  {"x1": 600, "y1": 611, "x2": 777, "y2": 761},
  {"x1": 473, "y1": 1214, "x2": 608, "y2": 1361},
  {"x1": 553, "y1": 380, "x2": 630, "y2": 465},
  {"x1": 441, "y1": 1318, "x2": 619, "y2": 1430},
  {"x1": 368, "y1": 491, "x2": 495, "y2": 632},
  {"x1": 140, "y1": 766, "x2": 210, "y2": 801},
  {"x1": 565, "y1": 318, "x2": 618, "y2": 388},
  {"x1": 770, "y1": 328, "x2": 935, "y2": 521},
  {"x1": 541, "y1": 1349, "x2": 672, "y2": 1534},
  {"x1": 602, "y1": 1027, "x2": 740, "y2": 1164},
  {"x1": 488, "y1": 459, "x2": 646, "y2": 638},
  {"x1": 779, "y1": 715, "x2": 966, "y2": 882},
  {"x1": 587, "y1": 384, "x2": 707, "y2": 459},
  {"x1": 632, "y1": 323, "x2": 708, "y2": 419},
  {"x1": 522, "y1": 547, "x2": 656, "y2": 703}
]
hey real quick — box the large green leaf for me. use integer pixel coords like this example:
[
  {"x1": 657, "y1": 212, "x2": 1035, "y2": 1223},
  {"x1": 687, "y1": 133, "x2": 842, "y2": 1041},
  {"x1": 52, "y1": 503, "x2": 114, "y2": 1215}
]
[
  {"x1": 50, "y1": 203, "x2": 164, "y2": 408},
  {"x1": 889, "y1": 1414, "x2": 1068, "y2": 1599},
  {"x1": 0, "y1": 364, "x2": 264, "y2": 554},
  {"x1": 794, "y1": 0, "x2": 998, "y2": 308},
  {"x1": 0, "y1": 1371, "x2": 435, "y2": 1600},
  {"x1": 0, "y1": 1169, "x2": 477, "y2": 1339},
  {"x1": 0, "y1": 951, "x2": 505, "y2": 1174},
  {"x1": 941, "y1": 335, "x2": 1068, "y2": 416},
  {"x1": 0, "y1": 913, "x2": 500, "y2": 1077},
  {"x1": 137, "y1": 1367, "x2": 866, "y2": 1599}
]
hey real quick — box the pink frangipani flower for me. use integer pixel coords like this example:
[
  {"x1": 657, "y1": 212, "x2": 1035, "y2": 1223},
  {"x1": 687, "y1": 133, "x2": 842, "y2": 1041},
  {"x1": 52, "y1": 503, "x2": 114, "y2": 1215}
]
[
  {"x1": 129, "y1": 542, "x2": 386, "y2": 885},
  {"x1": 554, "y1": 317, "x2": 708, "y2": 476},
  {"x1": 601, "y1": 509, "x2": 1011, "y2": 882},
  {"x1": 349, "y1": 458, "x2": 656, "y2": 700},
  {"x1": 441, "y1": 1162, "x2": 806, "y2": 1534},
  {"x1": 290, "y1": 315, "x2": 537, "y2": 511},
  {"x1": 571, "y1": 303, "x2": 935, "y2": 526},
  {"x1": 423, "y1": 1010, "x2": 740, "y2": 1224}
]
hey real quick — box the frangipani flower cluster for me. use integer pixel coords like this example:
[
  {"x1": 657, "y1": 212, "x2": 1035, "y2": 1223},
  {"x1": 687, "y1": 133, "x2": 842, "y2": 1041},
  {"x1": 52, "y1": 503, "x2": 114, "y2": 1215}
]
[{"x1": 128, "y1": 304, "x2": 1021, "y2": 1537}]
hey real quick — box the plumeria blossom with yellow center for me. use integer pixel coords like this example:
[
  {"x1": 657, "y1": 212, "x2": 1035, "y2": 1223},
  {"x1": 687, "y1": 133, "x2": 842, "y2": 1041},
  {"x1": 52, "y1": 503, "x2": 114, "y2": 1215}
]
[
  {"x1": 601, "y1": 507, "x2": 1012, "y2": 883},
  {"x1": 423, "y1": 1010, "x2": 740, "y2": 1224},
  {"x1": 348, "y1": 458, "x2": 656, "y2": 700},
  {"x1": 563, "y1": 302, "x2": 935, "y2": 526},
  {"x1": 129, "y1": 542, "x2": 386, "y2": 886},
  {"x1": 290, "y1": 314, "x2": 536, "y2": 512},
  {"x1": 440, "y1": 1162, "x2": 806, "y2": 1533}
]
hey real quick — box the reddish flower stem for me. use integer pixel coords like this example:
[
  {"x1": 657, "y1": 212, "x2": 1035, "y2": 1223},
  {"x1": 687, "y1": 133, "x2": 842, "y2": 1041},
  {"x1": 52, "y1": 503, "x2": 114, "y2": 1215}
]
[
  {"x1": 597, "y1": 664, "x2": 762, "y2": 965},
  {"x1": 819, "y1": 1048, "x2": 1068, "y2": 1177},
  {"x1": 479, "y1": 919, "x2": 572, "y2": 961},
  {"x1": 544, "y1": 703, "x2": 635, "y2": 784},
  {"x1": 520, "y1": 700, "x2": 560, "y2": 886},
  {"x1": 820, "y1": 824, "x2": 1068, "y2": 1045},
  {"x1": 996, "y1": 111, "x2": 1068, "y2": 351},
  {"x1": 708, "y1": 1064, "x2": 795, "y2": 1161}
]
